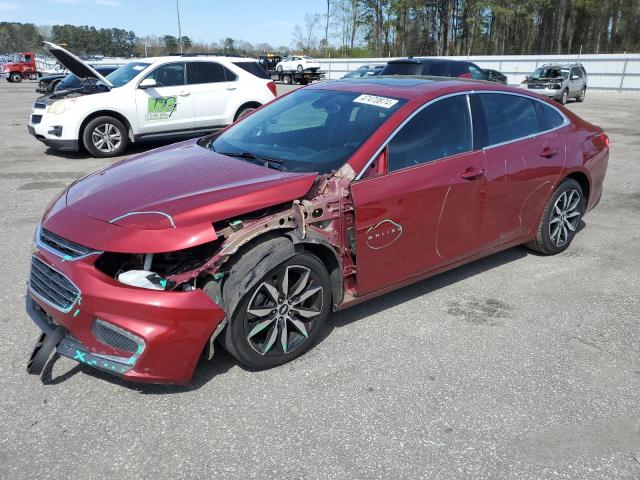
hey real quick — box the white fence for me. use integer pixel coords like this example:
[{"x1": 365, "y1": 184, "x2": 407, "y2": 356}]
[{"x1": 317, "y1": 53, "x2": 640, "y2": 91}]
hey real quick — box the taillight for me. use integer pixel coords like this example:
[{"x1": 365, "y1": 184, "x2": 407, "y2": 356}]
[
  {"x1": 266, "y1": 81, "x2": 277, "y2": 97},
  {"x1": 599, "y1": 132, "x2": 609, "y2": 147}
]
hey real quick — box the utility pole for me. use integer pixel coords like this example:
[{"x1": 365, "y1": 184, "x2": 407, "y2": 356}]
[
  {"x1": 324, "y1": 0, "x2": 330, "y2": 58},
  {"x1": 176, "y1": 0, "x2": 183, "y2": 54}
]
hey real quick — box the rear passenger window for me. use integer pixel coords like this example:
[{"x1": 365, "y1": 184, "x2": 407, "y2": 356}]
[
  {"x1": 188, "y1": 62, "x2": 228, "y2": 84},
  {"x1": 428, "y1": 62, "x2": 448, "y2": 76},
  {"x1": 388, "y1": 95, "x2": 472, "y2": 171},
  {"x1": 479, "y1": 93, "x2": 538, "y2": 145},
  {"x1": 233, "y1": 61, "x2": 270, "y2": 79},
  {"x1": 535, "y1": 101, "x2": 565, "y2": 131}
]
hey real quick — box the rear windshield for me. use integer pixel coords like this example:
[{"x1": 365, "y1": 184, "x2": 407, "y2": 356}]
[
  {"x1": 233, "y1": 61, "x2": 270, "y2": 79},
  {"x1": 382, "y1": 62, "x2": 423, "y2": 76}
]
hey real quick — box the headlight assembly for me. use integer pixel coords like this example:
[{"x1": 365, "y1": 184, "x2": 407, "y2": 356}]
[{"x1": 48, "y1": 99, "x2": 70, "y2": 115}]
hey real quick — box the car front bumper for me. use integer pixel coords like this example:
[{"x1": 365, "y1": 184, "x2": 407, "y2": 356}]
[
  {"x1": 26, "y1": 249, "x2": 226, "y2": 384},
  {"x1": 525, "y1": 86, "x2": 564, "y2": 99}
]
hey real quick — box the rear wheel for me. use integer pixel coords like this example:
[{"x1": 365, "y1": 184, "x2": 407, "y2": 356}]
[
  {"x1": 283, "y1": 74, "x2": 292, "y2": 85},
  {"x1": 234, "y1": 105, "x2": 257, "y2": 121},
  {"x1": 82, "y1": 116, "x2": 128, "y2": 158},
  {"x1": 10, "y1": 73, "x2": 22, "y2": 83},
  {"x1": 223, "y1": 252, "x2": 331, "y2": 369},
  {"x1": 525, "y1": 179, "x2": 584, "y2": 255}
]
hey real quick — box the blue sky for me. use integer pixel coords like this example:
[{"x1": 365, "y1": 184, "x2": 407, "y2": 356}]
[{"x1": 0, "y1": 0, "x2": 327, "y2": 47}]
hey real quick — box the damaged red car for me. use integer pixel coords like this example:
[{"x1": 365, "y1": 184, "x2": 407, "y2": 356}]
[{"x1": 26, "y1": 77, "x2": 609, "y2": 384}]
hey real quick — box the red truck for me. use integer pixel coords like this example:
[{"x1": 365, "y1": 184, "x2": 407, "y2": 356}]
[{"x1": 1, "y1": 52, "x2": 40, "y2": 82}]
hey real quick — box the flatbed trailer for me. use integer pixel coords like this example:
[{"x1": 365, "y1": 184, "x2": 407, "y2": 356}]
[{"x1": 269, "y1": 69, "x2": 325, "y2": 85}]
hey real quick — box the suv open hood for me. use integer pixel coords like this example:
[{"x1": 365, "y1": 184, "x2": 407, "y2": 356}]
[{"x1": 43, "y1": 41, "x2": 113, "y2": 88}]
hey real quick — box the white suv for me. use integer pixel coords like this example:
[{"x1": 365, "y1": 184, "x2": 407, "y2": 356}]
[{"x1": 28, "y1": 42, "x2": 277, "y2": 157}]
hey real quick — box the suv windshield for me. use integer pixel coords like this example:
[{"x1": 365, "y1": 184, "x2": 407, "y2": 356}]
[
  {"x1": 530, "y1": 67, "x2": 569, "y2": 79},
  {"x1": 210, "y1": 89, "x2": 406, "y2": 174},
  {"x1": 105, "y1": 62, "x2": 151, "y2": 87}
]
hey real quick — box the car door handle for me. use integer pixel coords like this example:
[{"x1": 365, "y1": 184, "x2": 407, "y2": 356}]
[
  {"x1": 540, "y1": 147, "x2": 558, "y2": 158},
  {"x1": 461, "y1": 167, "x2": 485, "y2": 180},
  {"x1": 226, "y1": 86, "x2": 237, "y2": 91},
  {"x1": 178, "y1": 91, "x2": 191, "y2": 96}
]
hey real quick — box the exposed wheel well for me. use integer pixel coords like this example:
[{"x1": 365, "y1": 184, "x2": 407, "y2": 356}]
[
  {"x1": 565, "y1": 171, "x2": 590, "y2": 205},
  {"x1": 234, "y1": 102, "x2": 262, "y2": 121},
  {"x1": 297, "y1": 241, "x2": 343, "y2": 308},
  {"x1": 79, "y1": 110, "x2": 133, "y2": 145}
]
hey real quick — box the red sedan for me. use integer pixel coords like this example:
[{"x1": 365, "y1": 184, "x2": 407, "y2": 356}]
[{"x1": 26, "y1": 77, "x2": 609, "y2": 384}]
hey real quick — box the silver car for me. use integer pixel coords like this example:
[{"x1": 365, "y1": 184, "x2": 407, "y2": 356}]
[{"x1": 523, "y1": 63, "x2": 587, "y2": 104}]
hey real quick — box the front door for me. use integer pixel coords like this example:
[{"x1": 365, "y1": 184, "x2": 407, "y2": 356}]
[
  {"x1": 351, "y1": 94, "x2": 487, "y2": 296},
  {"x1": 134, "y1": 62, "x2": 194, "y2": 135}
]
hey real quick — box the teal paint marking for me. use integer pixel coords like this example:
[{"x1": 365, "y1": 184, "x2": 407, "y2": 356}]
[
  {"x1": 159, "y1": 279, "x2": 167, "y2": 288},
  {"x1": 61, "y1": 254, "x2": 73, "y2": 262},
  {"x1": 213, "y1": 272, "x2": 225, "y2": 280},
  {"x1": 73, "y1": 350, "x2": 86, "y2": 362},
  {"x1": 230, "y1": 220, "x2": 241, "y2": 226},
  {"x1": 73, "y1": 309, "x2": 80, "y2": 317},
  {"x1": 77, "y1": 297, "x2": 82, "y2": 306}
]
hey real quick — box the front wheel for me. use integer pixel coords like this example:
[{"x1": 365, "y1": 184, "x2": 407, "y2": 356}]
[
  {"x1": 558, "y1": 89, "x2": 568, "y2": 105},
  {"x1": 524, "y1": 179, "x2": 584, "y2": 255},
  {"x1": 223, "y1": 252, "x2": 331, "y2": 369},
  {"x1": 276, "y1": 65, "x2": 283, "y2": 72},
  {"x1": 283, "y1": 74, "x2": 292, "y2": 85},
  {"x1": 82, "y1": 116, "x2": 128, "y2": 158},
  {"x1": 297, "y1": 64, "x2": 303, "y2": 72},
  {"x1": 10, "y1": 73, "x2": 22, "y2": 83}
]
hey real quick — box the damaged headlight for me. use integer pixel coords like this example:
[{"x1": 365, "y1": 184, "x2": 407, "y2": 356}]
[{"x1": 95, "y1": 241, "x2": 221, "y2": 291}]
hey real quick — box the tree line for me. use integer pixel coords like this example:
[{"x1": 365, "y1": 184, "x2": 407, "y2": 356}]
[{"x1": 295, "y1": 0, "x2": 640, "y2": 57}]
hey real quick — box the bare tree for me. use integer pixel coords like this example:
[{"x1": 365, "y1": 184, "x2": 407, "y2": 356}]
[{"x1": 292, "y1": 13, "x2": 322, "y2": 52}]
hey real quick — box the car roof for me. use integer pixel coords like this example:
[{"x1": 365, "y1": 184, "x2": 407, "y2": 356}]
[
  {"x1": 387, "y1": 57, "x2": 469, "y2": 65},
  {"x1": 139, "y1": 56, "x2": 257, "y2": 65},
  {"x1": 308, "y1": 75, "x2": 527, "y2": 100}
]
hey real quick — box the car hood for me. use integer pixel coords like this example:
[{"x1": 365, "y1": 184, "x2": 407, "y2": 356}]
[
  {"x1": 43, "y1": 41, "x2": 113, "y2": 88},
  {"x1": 66, "y1": 138, "x2": 319, "y2": 227}
]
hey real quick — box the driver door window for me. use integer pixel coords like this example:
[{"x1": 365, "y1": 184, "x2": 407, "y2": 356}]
[{"x1": 134, "y1": 62, "x2": 194, "y2": 134}]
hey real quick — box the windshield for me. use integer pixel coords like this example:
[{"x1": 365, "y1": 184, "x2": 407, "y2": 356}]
[
  {"x1": 210, "y1": 89, "x2": 406, "y2": 174},
  {"x1": 530, "y1": 67, "x2": 569, "y2": 79},
  {"x1": 105, "y1": 62, "x2": 150, "y2": 87}
]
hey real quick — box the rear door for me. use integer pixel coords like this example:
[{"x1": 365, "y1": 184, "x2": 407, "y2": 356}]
[
  {"x1": 134, "y1": 62, "x2": 194, "y2": 134},
  {"x1": 187, "y1": 61, "x2": 237, "y2": 128},
  {"x1": 474, "y1": 93, "x2": 566, "y2": 248},
  {"x1": 569, "y1": 67, "x2": 583, "y2": 96},
  {"x1": 351, "y1": 94, "x2": 487, "y2": 295}
]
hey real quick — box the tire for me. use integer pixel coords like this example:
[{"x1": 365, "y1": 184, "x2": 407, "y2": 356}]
[
  {"x1": 577, "y1": 87, "x2": 586, "y2": 103},
  {"x1": 50, "y1": 79, "x2": 61, "y2": 92},
  {"x1": 223, "y1": 252, "x2": 331, "y2": 369},
  {"x1": 10, "y1": 73, "x2": 22, "y2": 83},
  {"x1": 299, "y1": 79, "x2": 309, "y2": 86},
  {"x1": 283, "y1": 74, "x2": 292, "y2": 85},
  {"x1": 524, "y1": 178, "x2": 585, "y2": 255},
  {"x1": 276, "y1": 65, "x2": 283, "y2": 72},
  {"x1": 558, "y1": 89, "x2": 568, "y2": 105},
  {"x1": 82, "y1": 116, "x2": 128, "y2": 158},
  {"x1": 297, "y1": 64, "x2": 303, "y2": 72},
  {"x1": 234, "y1": 105, "x2": 257, "y2": 122}
]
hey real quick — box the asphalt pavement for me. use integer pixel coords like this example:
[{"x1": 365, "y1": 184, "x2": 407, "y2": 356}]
[{"x1": 0, "y1": 81, "x2": 639, "y2": 479}]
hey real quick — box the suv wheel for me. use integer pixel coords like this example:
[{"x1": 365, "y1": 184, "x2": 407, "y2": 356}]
[
  {"x1": 223, "y1": 252, "x2": 331, "y2": 369},
  {"x1": 559, "y1": 89, "x2": 568, "y2": 105},
  {"x1": 82, "y1": 116, "x2": 128, "y2": 158},
  {"x1": 524, "y1": 179, "x2": 584, "y2": 255},
  {"x1": 10, "y1": 73, "x2": 22, "y2": 83},
  {"x1": 234, "y1": 106, "x2": 257, "y2": 121},
  {"x1": 577, "y1": 87, "x2": 586, "y2": 103},
  {"x1": 297, "y1": 64, "x2": 303, "y2": 72}
]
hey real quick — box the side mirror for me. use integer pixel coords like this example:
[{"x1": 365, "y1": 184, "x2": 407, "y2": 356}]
[
  {"x1": 139, "y1": 78, "x2": 157, "y2": 89},
  {"x1": 571, "y1": 75, "x2": 579, "y2": 80}
]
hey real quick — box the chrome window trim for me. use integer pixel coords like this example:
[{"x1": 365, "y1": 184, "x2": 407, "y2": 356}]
[
  {"x1": 35, "y1": 223, "x2": 102, "y2": 261},
  {"x1": 354, "y1": 89, "x2": 570, "y2": 180},
  {"x1": 29, "y1": 256, "x2": 81, "y2": 314}
]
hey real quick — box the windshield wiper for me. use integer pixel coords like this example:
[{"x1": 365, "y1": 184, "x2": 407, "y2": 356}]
[{"x1": 216, "y1": 150, "x2": 284, "y2": 170}]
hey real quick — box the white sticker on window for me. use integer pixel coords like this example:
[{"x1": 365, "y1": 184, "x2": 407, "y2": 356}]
[
  {"x1": 353, "y1": 94, "x2": 399, "y2": 109},
  {"x1": 132, "y1": 65, "x2": 145, "y2": 71}
]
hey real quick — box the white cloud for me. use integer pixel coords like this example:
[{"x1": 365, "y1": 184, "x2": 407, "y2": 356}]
[
  {"x1": 95, "y1": 0, "x2": 121, "y2": 5},
  {"x1": 0, "y1": 1, "x2": 19, "y2": 12}
]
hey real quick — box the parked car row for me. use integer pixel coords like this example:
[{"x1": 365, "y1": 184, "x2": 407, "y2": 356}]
[{"x1": 36, "y1": 65, "x2": 119, "y2": 93}]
